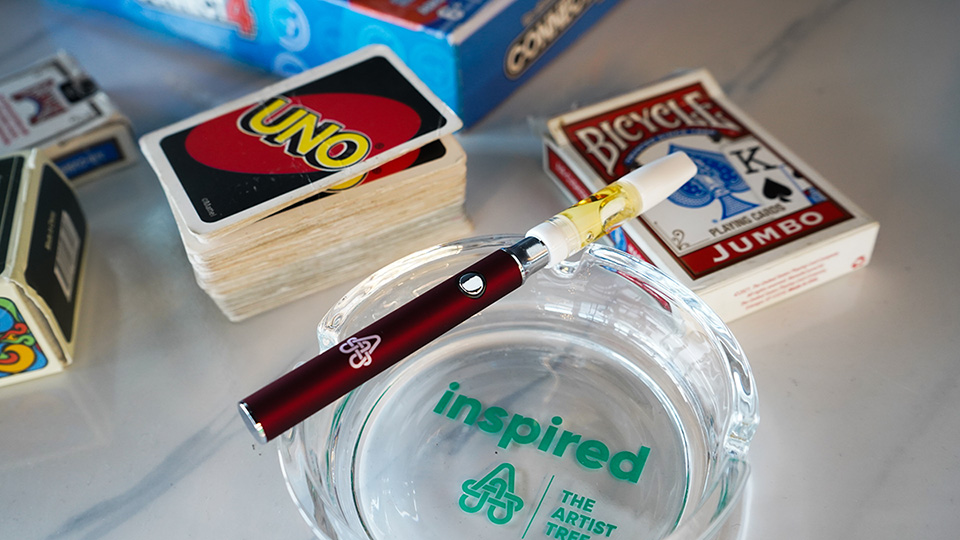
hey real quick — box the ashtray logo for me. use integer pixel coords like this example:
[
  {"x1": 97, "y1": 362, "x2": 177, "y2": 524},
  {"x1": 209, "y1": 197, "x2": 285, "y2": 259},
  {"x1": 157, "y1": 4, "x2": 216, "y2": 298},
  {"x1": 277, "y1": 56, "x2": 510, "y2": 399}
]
[
  {"x1": 238, "y1": 97, "x2": 372, "y2": 171},
  {"x1": 340, "y1": 335, "x2": 381, "y2": 368},
  {"x1": 434, "y1": 383, "x2": 651, "y2": 483},
  {"x1": 504, "y1": 0, "x2": 600, "y2": 79},
  {"x1": 459, "y1": 463, "x2": 525, "y2": 525}
]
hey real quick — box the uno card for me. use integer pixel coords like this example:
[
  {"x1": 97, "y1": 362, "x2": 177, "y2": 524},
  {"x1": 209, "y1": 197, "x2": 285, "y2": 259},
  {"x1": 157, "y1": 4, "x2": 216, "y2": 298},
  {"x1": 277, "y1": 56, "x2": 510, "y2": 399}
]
[
  {"x1": 548, "y1": 69, "x2": 862, "y2": 279},
  {"x1": 268, "y1": 136, "x2": 456, "y2": 217},
  {"x1": 176, "y1": 135, "x2": 464, "y2": 253},
  {"x1": 140, "y1": 45, "x2": 462, "y2": 239}
]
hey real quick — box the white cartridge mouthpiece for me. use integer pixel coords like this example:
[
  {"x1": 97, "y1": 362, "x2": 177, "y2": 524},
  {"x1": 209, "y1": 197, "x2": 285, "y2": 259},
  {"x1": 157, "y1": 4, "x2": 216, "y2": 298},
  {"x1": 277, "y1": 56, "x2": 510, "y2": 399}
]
[
  {"x1": 619, "y1": 152, "x2": 698, "y2": 210},
  {"x1": 527, "y1": 152, "x2": 697, "y2": 266}
]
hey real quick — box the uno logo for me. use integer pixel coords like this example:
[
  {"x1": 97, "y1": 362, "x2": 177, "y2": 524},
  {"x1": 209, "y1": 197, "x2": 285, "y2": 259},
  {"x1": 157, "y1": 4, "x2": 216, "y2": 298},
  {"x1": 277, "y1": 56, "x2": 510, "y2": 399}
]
[
  {"x1": 183, "y1": 93, "x2": 422, "y2": 176},
  {"x1": 238, "y1": 97, "x2": 371, "y2": 171}
]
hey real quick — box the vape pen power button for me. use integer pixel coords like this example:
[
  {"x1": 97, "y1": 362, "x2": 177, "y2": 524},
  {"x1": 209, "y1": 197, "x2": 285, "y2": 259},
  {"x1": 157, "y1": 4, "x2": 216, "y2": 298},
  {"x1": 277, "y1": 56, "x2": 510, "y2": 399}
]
[{"x1": 458, "y1": 272, "x2": 486, "y2": 298}]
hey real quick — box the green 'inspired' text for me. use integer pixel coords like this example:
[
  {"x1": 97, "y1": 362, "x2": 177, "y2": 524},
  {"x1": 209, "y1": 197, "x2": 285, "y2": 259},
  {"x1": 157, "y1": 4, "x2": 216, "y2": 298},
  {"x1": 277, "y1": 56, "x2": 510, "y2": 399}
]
[{"x1": 433, "y1": 382, "x2": 651, "y2": 483}]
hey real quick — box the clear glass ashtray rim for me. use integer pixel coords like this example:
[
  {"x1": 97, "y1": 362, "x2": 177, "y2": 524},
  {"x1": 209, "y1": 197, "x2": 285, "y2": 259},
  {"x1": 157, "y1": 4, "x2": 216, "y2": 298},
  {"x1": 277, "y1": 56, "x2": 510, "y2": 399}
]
[
  {"x1": 280, "y1": 234, "x2": 759, "y2": 540},
  {"x1": 318, "y1": 234, "x2": 758, "y2": 452}
]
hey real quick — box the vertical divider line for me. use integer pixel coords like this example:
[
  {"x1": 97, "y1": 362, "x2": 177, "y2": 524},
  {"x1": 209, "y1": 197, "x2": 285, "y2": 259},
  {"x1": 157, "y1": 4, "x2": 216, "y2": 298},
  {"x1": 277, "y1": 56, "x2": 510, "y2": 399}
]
[{"x1": 522, "y1": 474, "x2": 555, "y2": 539}]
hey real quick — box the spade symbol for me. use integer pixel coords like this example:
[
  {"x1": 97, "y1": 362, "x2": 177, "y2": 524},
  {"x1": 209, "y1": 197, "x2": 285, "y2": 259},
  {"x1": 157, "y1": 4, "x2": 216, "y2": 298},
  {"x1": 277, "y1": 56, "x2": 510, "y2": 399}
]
[{"x1": 763, "y1": 178, "x2": 792, "y2": 202}]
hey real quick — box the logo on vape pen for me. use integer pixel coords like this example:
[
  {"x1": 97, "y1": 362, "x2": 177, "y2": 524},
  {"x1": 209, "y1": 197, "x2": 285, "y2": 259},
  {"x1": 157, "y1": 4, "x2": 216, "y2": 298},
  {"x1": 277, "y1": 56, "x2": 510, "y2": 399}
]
[
  {"x1": 340, "y1": 335, "x2": 381, "y2": 368},
  {"x1": 459, "y1": 462, "x2": 525, "y2": 525}
]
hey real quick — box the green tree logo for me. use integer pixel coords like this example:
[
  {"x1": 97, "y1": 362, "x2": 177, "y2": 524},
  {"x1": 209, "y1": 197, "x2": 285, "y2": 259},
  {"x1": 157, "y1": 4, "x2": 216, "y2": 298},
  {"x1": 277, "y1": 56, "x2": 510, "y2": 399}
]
[{"x1": 459, "y1": 462, "x2": 524, "y2": 525}]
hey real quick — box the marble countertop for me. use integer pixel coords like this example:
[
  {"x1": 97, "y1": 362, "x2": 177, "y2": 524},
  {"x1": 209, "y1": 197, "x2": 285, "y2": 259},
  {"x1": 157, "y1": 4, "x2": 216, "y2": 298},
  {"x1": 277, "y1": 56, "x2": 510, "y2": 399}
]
[{"x1": 2, "y1": 0, "x2": 958, "y2": 538}]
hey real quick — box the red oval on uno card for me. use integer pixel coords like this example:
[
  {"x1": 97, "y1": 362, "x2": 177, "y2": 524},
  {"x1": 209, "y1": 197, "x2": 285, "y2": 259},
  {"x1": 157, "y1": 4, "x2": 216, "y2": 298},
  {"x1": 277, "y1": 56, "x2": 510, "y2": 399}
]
[{"x1": 183, "y1": 93, "x2": 422, "y2": 175}]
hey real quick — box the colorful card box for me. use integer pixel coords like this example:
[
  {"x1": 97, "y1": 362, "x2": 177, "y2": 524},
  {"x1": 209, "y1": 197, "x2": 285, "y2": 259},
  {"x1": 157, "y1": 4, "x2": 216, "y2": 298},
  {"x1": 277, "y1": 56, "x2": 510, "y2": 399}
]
[
  {"x1": 543, "y1": 69, "x2": 879, "y2": 321},
  {"x1": 0, "y1": 150, "x2": 88, "y2": 388},
  {"x1": 0, "y1": 52, "x2": 136, "y2": 184},
  {"x1": 58, "y1": 0, "x2": 622, "y2": 126}
]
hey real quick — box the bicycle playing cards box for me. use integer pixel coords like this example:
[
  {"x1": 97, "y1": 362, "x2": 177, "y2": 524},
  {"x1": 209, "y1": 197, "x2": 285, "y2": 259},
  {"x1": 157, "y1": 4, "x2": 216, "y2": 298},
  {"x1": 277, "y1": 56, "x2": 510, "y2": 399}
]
[
  {"x1": 0, "y1": 150, "x2": 88, "y2": 388},
  {"x1": 140, "y1": 45, "x2": 470, "y2": 320},
  {"x1": 0, "y1": 52, "x2": 137, "y2": 184},
  {"x1": 543, "y1": 69, "x2": 879, "y2": 321}
]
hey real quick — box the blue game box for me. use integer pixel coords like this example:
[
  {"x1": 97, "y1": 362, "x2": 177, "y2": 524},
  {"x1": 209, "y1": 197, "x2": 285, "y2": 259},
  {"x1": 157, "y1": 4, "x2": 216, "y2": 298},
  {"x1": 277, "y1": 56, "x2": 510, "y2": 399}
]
[{"x1": 59, "y1": 0, "x2": 622, "y2": 126}]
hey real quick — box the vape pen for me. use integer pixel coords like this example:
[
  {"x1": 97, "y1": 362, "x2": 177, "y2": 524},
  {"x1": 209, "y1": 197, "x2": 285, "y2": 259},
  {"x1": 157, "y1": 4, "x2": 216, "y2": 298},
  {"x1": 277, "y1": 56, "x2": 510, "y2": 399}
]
[{"x1": 239, "y1": 152, "x2": 697, "y2": 443}]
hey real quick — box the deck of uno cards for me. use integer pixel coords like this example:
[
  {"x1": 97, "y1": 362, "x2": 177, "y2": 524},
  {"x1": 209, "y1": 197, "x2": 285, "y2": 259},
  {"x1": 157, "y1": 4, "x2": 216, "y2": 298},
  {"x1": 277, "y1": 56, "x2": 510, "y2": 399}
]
[
  {"x1": 182, "y1": 135, "x2": 470, "y2": 321},
  {"x1": 141, "y1": 45, "x2": 462, "y2": 242},
  {"x1": 140, "y1": 46, "x2": 470, "y2": 320},
  {"x1": 544, "y1": 69, "x2": 879, "y2": 321}
]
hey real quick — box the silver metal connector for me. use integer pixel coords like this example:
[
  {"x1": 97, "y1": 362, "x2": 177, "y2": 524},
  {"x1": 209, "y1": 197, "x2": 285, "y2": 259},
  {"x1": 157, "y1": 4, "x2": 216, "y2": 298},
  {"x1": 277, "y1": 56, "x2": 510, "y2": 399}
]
[
  {"x1": 502, "y1": 236, "x2": 550, "y2": 280},
  {"x1": 238, "y1": 401, "x2": 268, "y2": 444}
]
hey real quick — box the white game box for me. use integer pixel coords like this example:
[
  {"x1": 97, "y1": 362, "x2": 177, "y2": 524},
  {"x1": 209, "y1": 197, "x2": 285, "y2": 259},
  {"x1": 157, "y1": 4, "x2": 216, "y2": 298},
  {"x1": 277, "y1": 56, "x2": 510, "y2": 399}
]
[{"x1": 0, "y1": 52, "x2": 136, "y2": 184}]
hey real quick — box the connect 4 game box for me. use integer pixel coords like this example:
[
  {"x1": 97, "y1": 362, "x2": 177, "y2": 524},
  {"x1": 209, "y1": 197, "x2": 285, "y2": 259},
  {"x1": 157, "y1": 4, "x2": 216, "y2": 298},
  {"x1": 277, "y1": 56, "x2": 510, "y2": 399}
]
[
  {"x1": 543, "y1": 69, "x2": 879, "y2": 322},
  {"x1": 58, "y1": 0, "x2": 622, "y2": 126}
]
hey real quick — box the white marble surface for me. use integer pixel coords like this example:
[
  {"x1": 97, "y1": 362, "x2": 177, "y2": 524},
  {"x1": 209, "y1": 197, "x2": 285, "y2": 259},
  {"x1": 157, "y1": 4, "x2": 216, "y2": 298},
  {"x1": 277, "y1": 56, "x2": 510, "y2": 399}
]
[{"x1": 1, "y1": 0, "x2": 959, "y2": 538}]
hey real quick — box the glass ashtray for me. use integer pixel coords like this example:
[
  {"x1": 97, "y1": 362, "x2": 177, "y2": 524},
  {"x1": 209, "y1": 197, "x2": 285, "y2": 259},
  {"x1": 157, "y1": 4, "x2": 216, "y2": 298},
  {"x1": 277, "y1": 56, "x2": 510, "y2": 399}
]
[{"x1": 279, "y1": 235, "x2": 758, "y2": 540}]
